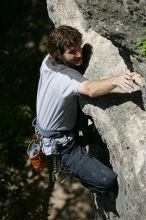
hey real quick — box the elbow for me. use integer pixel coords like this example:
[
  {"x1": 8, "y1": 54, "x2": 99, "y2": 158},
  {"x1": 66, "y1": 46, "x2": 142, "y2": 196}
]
[
  {"x1": 86, "y1": 88, "x2": 105, "y2": 97},
  {"x1": 87, "y1": 90, "x2": 96, "y2": 97},
  {"x1": 79, "y1": 81, "x2": 97, "y2": 97},
  {"x1": 86, "y1": 86, "x2": 97, "y2": 97}
]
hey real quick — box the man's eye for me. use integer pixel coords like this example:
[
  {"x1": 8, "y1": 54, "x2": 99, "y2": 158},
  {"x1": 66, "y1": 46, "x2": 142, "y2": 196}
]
[{"x1": 69, "y1": 49, "x2": 75, "y2": 54}]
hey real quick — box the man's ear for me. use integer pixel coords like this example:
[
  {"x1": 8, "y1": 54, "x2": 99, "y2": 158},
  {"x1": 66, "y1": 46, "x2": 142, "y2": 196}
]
[{"x1": 56, "y1": 50, "x2": 62, "y2": 60}]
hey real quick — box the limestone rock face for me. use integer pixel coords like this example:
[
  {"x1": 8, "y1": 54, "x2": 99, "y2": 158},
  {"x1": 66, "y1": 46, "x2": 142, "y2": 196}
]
[
  {"x1": 74, "y1": 0, "x2": 146, "y2": 55},
  {"x1": 46, "y1": 1, "x2": 146, "y2": 219}
]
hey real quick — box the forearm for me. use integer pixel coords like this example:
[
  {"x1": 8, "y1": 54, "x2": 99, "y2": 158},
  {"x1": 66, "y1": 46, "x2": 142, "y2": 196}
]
[
  {"x1": 79, "y1": 78, "x2": 116, "y2": 97},
  {"x1": 79, "y1": 73, "x2": 134, "y2": 97}
]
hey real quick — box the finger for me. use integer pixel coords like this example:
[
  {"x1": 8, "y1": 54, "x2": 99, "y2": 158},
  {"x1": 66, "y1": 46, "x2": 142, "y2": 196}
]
[
  {"x1": 123, "y1": 79, "x2": 134, "y2": 88},
  {"x1": 122, "y1": 83, "x2": 133, "y2": 90},
  {"x1": 128, "y1": 72, "x2": 137, "y2": 77},
  {"x1": 133, "y1": 75, "x2": 145, "y2": 87},
  {"x1": 132, "y1": 73, "x2": 141, "y2": 81},
  {"x1": 121, "y1": 82, "x2": 134, "y2": 93},
  {"x1": 124, "y1": 74, "x2": 133, "y2": 80},
  {"x1": 120, "y1": 85, "x2": 132, "y2": 93}
]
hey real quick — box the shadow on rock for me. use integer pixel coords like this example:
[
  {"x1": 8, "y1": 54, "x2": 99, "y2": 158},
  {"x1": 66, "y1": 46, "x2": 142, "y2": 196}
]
[{"x1": 77, "y1": 109, "x2": 120, "y2": 220}]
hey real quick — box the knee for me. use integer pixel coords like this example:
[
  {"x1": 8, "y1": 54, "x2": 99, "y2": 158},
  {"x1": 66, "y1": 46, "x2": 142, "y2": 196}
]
[{"x1": 102, "y1": 171, "x2": 118, "y2": 191}]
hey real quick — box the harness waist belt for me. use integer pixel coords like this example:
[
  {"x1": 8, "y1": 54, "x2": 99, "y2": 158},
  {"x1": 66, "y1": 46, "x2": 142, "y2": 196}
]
[{"x1": 33, "y1": 118, "x2": 74, "y2": 139}]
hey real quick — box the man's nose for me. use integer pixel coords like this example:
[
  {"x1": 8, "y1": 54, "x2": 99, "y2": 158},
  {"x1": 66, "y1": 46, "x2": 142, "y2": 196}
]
[{"x1": 76, "y1": 50, "x2": 82, "y2": 57}]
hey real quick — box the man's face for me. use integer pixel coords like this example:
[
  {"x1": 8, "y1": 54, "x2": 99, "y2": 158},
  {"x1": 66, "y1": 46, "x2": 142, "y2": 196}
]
[{"x1": 59, "y1": 45, "x2": 83, "y2": 67}]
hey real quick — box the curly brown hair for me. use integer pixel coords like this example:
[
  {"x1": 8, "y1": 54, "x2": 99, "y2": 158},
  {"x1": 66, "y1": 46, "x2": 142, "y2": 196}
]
[{"x1": 48, "y1": 25, "x2": 83, "y2": 63}]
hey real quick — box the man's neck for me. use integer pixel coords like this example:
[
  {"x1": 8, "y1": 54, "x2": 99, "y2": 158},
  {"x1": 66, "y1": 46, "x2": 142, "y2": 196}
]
[{"x1": 49, "y1": 57, "x2": 83, "y2": 73}]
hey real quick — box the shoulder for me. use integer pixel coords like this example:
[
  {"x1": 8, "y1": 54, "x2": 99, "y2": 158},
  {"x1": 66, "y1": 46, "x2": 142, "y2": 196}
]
[{"x1": 61, "y1": 66, "x2": 86, "y2": 83}]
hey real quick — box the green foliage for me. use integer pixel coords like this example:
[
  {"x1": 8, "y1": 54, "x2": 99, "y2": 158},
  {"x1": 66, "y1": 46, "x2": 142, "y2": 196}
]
[{"x1": 136, "y1": 30, "x2": 146, "y2": 57}]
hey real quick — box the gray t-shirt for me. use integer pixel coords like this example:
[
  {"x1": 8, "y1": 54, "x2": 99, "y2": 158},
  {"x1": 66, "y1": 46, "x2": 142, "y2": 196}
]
[{"x1": 36, "y1": 54, "x2": 86, "y2": 132}]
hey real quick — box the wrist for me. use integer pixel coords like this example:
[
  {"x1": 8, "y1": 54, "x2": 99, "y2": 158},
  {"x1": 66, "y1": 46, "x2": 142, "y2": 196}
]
[{"x1": 109, "y1": 76, "x2": 117, "y2": 88}]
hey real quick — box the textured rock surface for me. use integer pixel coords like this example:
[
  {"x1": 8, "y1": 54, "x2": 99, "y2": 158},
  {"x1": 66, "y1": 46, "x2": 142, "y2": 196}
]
[
  {"x1": 75, "y1": 0, "x2": 146, "y2": 55},
  {"x1": 46, "y1": 0, "x2": 146, "y2": 219}
]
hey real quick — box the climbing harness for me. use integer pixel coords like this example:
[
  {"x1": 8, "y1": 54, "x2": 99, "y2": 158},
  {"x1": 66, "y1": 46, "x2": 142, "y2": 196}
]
[
  {"x1": 28, "y1": 118, "x2": 68, "y2": 183},
  {"x1": 27, "y1": 133, "x2": 48, "y2": 169}
]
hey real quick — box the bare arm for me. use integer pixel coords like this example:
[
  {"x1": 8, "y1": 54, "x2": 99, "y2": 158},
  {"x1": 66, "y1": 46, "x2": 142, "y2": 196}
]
[{"x1": 78, "y1": 73, "x2": 135, "y2": 97}]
